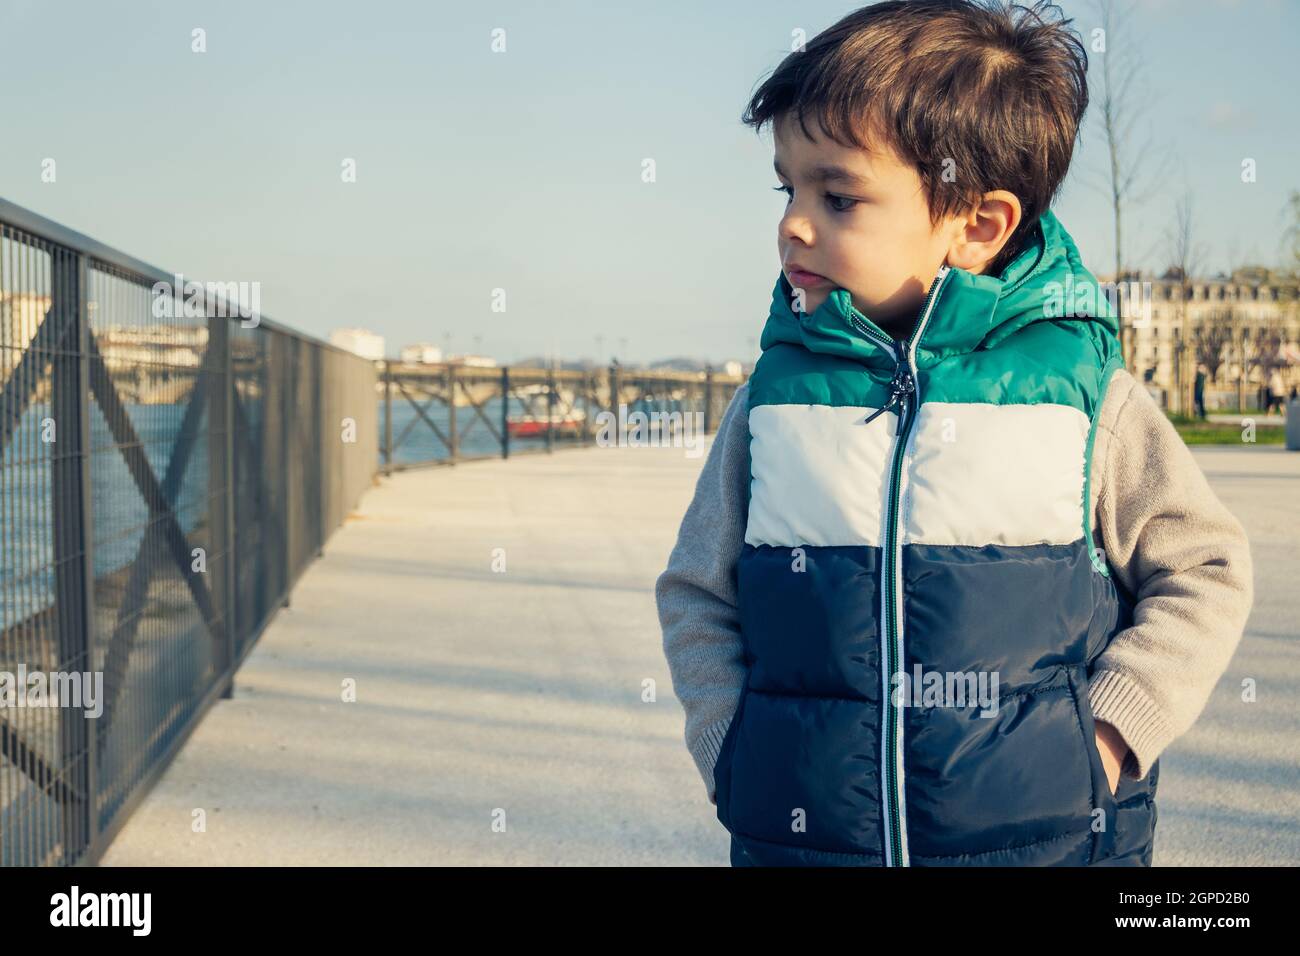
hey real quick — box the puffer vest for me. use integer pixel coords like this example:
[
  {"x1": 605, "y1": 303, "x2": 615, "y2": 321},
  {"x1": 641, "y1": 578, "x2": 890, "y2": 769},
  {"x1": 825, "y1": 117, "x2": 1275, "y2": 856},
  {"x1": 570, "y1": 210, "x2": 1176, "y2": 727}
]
[{"x1": 714, "y1": 212, "x2": 1159, "y2": 866}]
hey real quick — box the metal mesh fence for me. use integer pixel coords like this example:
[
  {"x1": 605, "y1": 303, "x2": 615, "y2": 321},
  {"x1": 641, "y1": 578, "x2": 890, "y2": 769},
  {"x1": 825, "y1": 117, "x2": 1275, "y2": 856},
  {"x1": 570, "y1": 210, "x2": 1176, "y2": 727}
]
[
  {"x1": 0, "y1": 200, "x2": 376, "y2": 865},
  {"x1": 2, "y1": 198, "x2": 738, "y2": 866}
]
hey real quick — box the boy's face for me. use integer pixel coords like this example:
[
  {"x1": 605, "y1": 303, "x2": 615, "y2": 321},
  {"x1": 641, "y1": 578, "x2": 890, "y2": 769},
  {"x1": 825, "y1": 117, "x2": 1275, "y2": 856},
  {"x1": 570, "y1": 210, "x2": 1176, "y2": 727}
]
[{"x1": 773, "y1": 113, "x2": 959, "y2": 337}]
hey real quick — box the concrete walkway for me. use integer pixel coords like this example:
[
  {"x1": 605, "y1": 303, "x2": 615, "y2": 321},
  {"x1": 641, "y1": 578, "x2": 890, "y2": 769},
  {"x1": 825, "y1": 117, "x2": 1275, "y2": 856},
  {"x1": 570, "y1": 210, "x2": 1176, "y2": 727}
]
[
  {"x1": 101, "y1": 442, "x2": 721, "y2": 865},
  {"x1": 1156, "y1": 446, "x2": 1300, "y2": 865},
  {"x1": 99, "y1": 440, "x2": 1299, "y2": 866}
]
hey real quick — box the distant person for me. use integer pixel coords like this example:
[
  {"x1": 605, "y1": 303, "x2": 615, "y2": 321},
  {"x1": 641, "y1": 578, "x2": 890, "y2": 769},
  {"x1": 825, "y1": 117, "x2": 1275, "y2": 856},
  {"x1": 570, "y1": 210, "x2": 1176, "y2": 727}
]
[
  {"x1": 1141, "y1": 367, "x2": 1162, "y2": 405},
  {"x1": 656, "y1": 0, "x2": 1253, "y2": 869},
  {"x1": 1194, "y1": 364, "x2": 1207, "y2": 420},
  {"x1": 1267, "y1": 368, "x2": 1286, "y2": 415}
]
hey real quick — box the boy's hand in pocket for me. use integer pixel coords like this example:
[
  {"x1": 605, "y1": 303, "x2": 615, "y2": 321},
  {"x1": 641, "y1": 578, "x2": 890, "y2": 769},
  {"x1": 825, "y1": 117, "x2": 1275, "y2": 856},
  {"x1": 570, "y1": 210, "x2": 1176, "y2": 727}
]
[{"x1": 1094, "y1": 719, "x2": 1129, "y2": 797}]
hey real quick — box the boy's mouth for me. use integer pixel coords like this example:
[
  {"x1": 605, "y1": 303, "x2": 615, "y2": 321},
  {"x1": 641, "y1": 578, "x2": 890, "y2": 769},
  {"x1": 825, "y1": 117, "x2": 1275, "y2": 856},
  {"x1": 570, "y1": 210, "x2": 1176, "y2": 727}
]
[{"x1": 786, "y1": 265, "x2": 830, "y2": 287}]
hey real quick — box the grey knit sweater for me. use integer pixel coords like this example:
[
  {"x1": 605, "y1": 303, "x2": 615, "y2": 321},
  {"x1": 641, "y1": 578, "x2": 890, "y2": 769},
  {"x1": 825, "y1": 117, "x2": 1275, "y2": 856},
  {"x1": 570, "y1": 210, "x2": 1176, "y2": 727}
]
[{"x1": 655, "y1": 368, "x2": 1254, "y2": 803}]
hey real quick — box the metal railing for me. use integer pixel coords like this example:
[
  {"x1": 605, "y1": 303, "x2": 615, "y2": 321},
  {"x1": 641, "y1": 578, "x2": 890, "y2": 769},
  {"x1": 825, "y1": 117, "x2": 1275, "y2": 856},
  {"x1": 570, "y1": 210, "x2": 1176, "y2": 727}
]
[
  {"x1": 0, "y1": 198, "x2": 376, "y2": 865},
  {"x1": 380, "y1": 362, "x2": 745, "y2": 472},
  {"x1": 0, "y1": 197, "x2": 745, "y2": 866}
]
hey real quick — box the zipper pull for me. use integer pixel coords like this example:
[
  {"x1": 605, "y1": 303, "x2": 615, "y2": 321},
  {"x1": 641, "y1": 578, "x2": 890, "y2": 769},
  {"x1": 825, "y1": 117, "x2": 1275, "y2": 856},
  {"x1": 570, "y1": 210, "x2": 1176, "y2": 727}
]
[
  {"x1": 863, "y1": 353, "x2": 915, "y2": 426},
  {"x1": 862, "y1": 395, "x2": 897, "y2": 426}
]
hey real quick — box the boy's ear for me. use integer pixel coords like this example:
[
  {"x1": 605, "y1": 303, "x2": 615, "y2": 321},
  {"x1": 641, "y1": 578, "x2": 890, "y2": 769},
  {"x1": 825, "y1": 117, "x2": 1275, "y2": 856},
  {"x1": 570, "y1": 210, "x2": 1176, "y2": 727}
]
[{"x1": 945, "y1": 191, "x2": 1022, "y2": 274}]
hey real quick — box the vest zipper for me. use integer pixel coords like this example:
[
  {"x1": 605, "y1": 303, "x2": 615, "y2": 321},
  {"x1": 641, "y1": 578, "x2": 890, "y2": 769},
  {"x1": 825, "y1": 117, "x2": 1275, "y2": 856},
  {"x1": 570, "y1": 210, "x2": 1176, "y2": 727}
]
[{"x1": 849, "y1": 264, "x2": 952, "y2": 867}]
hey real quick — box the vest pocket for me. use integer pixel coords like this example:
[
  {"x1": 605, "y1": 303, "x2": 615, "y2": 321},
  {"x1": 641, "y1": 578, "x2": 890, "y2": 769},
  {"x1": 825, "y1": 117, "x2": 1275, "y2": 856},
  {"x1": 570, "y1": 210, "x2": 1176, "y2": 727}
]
[
  {"x1": 712, "y1": 686, "x2": 748, "y2": 833},
  {"x1": 1070, "y1": 667, "x2": 1119, "y2": 864},
  {"x1": 904, "y1": 676, "x2": 1094, "y2": 859}
]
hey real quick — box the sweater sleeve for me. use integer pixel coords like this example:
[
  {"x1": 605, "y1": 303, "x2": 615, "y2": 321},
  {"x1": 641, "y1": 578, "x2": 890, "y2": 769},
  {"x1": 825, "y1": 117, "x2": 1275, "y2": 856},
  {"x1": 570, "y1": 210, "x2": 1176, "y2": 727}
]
[
  {"x1": 1086, "y1": 369, "x2": 1255, "y2": 781},
  {"x1": 655, "y1": 382, "x2": 751, "y2": 803}
]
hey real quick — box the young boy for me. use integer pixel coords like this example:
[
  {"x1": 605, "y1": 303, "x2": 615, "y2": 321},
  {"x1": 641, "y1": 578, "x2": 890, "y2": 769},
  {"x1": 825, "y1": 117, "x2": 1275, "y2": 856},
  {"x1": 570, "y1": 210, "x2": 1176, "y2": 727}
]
[{"x1": 655, "y1": 0, "x2": 1254, "y2": 866}]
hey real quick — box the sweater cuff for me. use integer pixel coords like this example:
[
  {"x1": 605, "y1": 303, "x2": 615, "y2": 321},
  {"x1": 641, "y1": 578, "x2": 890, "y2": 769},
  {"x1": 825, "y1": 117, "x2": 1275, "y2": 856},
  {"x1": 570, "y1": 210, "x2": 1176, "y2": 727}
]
[
  {"x1": 688, "y1": 717, "x2": 733, "y2": 801},
  {"x1": 1087, "y1": 667, "x2": 1175, "y2": 781}
]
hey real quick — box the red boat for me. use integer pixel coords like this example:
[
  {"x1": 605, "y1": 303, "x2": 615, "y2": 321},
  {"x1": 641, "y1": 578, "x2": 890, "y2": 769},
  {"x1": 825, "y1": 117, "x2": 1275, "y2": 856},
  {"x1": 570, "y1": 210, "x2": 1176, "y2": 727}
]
[
  {"x1": 506, "y1": 412, "x2": 586, "y2": 438},
  {"x1": 506, "y1": 382, "x2": 587, "y2": 437}
]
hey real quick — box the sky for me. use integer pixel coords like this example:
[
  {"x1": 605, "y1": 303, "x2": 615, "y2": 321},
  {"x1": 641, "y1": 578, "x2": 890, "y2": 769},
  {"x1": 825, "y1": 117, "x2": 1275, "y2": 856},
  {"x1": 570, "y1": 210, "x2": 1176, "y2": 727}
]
[{"x1": 2, "y1": 0, "x2": 1297, "y2": 366}]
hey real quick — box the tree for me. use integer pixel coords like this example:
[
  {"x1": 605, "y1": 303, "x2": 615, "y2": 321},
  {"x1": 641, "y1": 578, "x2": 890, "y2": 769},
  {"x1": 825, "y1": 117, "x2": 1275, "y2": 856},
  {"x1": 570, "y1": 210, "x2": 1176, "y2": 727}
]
[
  {"x1": 1193, "y1": 312, "x2": 1233, "y2": 384},
  {"x1": 1282, "y1": 189, "x2": 1300, "y2": 276},
  {"x1": 1166, "y1": 189, "x2": 1206, "y2": 295},
  {"x1": 1086, "y1": 0, "x2": 1173, "y2": 361},
  {"x1": 1163, "y1": 187, "x2": 1208, "y2": 412},
  {"x1": 1249, "y1": 318, "x2": 1288, "y2": 380}
]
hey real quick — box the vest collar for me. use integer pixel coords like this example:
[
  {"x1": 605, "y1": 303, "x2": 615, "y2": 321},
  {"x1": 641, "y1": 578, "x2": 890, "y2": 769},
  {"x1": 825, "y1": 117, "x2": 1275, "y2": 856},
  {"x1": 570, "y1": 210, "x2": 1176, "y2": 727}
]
[{"x1": 760, "y1": 211, "x2": 1117, "y2": 371}]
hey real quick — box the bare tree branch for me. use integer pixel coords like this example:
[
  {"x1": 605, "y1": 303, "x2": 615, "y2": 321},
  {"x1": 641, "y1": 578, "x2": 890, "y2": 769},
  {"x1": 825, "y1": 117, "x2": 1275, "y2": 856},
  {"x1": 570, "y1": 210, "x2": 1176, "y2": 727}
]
[{"x1": 1086, "y1": 0, "x2": 1172, "y2": 282}]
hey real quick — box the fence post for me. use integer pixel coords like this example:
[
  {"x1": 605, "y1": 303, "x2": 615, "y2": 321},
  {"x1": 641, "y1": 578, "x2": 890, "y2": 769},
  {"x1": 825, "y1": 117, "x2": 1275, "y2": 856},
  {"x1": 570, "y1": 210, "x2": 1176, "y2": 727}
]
[
  {"x1": 383, "y1": 363, "x2": 393, "y2": 475},
  {"x1": 546, "y1": 364, "x2": 555, "y2": 453},
  {"x1": 585, "y1": 371, "x2": 596, "y2": 446},
  {"x1": 49, "y1": 249, "x2": 94, "y2": 864},
  {"x1": 501, "y1": 367, "x2": 510, "y2": 459},
  {"x1": 283, "y1": 339, "x2": 293, "y2": 606},
  {"x1": 314, "y1": 345, "x2": 324, "y2": 558},
  {"x1": 209, "y1": 314, "x2": 236, "y2": 700},
  {"x1": 447, "y1": 363, "x2": 458, "y2": 463},
  {"x1": 224, "y1": 320, "x2": 236, "y2": 695},
  {"x1": 77, "y1": 253, "x2": 100, "y2": 863},
  {"x1": 608, "y1": 361, "x2": 619, "y2": 447}
]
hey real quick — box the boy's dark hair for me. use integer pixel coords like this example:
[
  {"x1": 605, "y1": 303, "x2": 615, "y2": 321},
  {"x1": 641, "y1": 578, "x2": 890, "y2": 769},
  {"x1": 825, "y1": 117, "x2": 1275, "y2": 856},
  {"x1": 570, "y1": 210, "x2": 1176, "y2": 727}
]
[{"x1": 742, "y1": 0, "x2": 1089, "y2": 276}]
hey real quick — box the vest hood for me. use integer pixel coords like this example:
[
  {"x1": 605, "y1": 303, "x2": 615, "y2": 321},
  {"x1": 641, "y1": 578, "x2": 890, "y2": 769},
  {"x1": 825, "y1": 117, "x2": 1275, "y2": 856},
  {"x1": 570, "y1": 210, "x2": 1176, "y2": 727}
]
[{"x1": 760, "y1": 210, "x2": 1120, "y2": 372}]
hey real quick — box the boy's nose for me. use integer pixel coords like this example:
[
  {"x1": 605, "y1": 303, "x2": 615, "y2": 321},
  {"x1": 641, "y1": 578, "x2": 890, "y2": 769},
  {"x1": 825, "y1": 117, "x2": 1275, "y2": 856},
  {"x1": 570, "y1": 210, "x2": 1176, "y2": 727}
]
[{"x1": 779, "y1": 212, "x2": 815, "y2": 246}]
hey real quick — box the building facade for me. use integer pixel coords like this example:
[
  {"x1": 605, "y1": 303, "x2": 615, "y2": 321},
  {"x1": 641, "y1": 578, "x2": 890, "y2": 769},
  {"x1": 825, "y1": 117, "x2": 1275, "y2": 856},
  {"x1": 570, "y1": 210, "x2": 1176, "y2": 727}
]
[{"x1": 1101, "y1": 268, "x2": 1300, "y2": 413}]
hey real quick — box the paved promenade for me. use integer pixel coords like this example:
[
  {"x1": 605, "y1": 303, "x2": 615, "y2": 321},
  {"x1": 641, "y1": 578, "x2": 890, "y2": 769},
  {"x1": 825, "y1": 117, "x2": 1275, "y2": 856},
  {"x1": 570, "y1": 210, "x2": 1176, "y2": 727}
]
[{"x1": 100, "y1": 441, "x2": 1299, "y2": 866}]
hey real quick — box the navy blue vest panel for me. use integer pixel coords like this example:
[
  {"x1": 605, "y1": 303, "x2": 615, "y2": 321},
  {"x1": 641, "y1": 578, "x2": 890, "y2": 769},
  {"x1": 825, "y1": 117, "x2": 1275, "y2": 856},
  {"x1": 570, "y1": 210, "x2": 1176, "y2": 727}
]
[{"x1": 717, "y1": 539, "x2": 1158, "y2": 866}]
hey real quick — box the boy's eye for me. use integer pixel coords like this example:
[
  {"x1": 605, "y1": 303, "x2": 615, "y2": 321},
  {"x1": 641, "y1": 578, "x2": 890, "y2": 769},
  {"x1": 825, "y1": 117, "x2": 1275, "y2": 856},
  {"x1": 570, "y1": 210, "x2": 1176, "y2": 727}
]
[{"x1": 771, "y1": 183, "x2": 858, "y2": 213}]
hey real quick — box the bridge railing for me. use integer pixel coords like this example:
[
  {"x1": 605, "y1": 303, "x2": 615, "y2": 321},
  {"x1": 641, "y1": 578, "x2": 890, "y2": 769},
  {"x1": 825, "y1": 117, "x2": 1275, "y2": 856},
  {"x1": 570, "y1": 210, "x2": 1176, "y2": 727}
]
[
  {"x1": 0, "y1": 198, "x2": 376, "y2": 866},
  {"x1": 379, "y1": 362, "x2": 746, "y2": 473}
]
